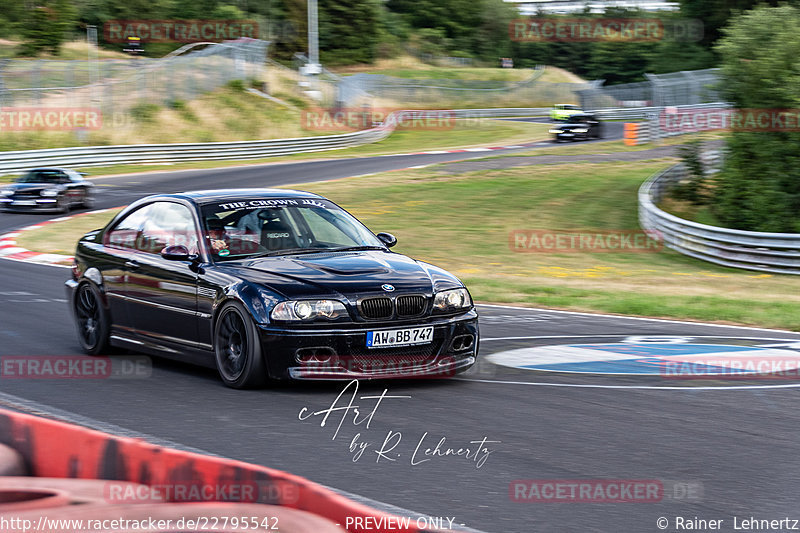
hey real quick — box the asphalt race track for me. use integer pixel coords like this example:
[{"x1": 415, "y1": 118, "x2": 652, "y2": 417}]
[{"x1": 3, "y1": 124, "x2": 800, "y2": 533}]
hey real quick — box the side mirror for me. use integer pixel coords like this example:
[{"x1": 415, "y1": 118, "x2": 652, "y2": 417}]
[
  {"x1": 161, "y1": 245, "x2": 194, "y2": 261},
  {"x1": 376, "y1": 232, "x2": 397, "y2": 248}
]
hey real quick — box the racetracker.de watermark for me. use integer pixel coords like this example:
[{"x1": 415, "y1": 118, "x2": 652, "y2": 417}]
[
  {"x1": 661, "y1": 108, "x2": 800, "y2": 133},
  {"x1": 660, "y1": 355, "x2": 800, "y2": 380},
  {"x1": 509, "y1": 18, "x2": 703, "y2": 42},
  {"x1": 510, "y1": 230, "x2": 663, "y2": 253},
  {"x1": 0, "y1": 108, "x2": 101, "y2": 131},
  {"x1": 301, "y1": 108, "x2": 456, "y2": 131},
  {"x1": 103, "y1": 20, "x2": 259, "y2": 43},
  {"x1": 0, "y1": 356, "x2": 151, "y2": 379},
  {"x1": 104, "y1": 480, "x2": 299, "y2": 504},
  {"x1": 510, "y1": 479, "x2": 703, "y2": 503}
]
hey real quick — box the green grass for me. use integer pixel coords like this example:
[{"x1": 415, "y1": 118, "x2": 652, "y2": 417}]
[
  {"x1": 15, "y1": 210, "x2": 122, "y2": 257},
  {"x1": 19, "y1": 153, "x2": 800, "y2": 330},
  {"x1": 0, "y1": 85, "x2": 326, "y2": 153}
]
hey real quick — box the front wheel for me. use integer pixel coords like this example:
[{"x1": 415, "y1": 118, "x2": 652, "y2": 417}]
[
  {"x1": 56, "y1": 195, "x2": 69, "y2": 214},
  {"x1": 214, "y1": 302, "x2": 267, "y2": 389},
  {"x1": 81, "y1": 190, "x2": 95, "y2": 209},
  {"x1": 74, "y1": 282, "x2": 110, "y2": 355}
]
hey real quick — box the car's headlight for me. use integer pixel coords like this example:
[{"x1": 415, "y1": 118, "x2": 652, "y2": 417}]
[
  {"x1": 572, "y1": 128, "x2": 588, "y2": 133},
  {"x1": 433, "y1": 288, "x2": 472, "y2": 312},
  {"x1": 549, "y1": 129, "x2": 563, "y2": 134},
  {"x1": 0, "y1": 189, "x2": 12, "y2": 196},
  {"x1": 271, "y1": 299, "x2": 348, "y2": 321},
  {"x1": 40, "y1": 188, "x2": 59, "y2": 197}
]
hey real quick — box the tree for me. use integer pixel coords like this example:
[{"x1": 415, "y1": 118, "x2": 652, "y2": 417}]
[
  {"x1": 712, "y1": 4, "x2": 800, "y2": 232},
  {"x1": 20, "y1": 0, "x2": 77, "y2": 56},
  {"x1": 318, "y1": 0, "x2": 382, "y2": 65}
]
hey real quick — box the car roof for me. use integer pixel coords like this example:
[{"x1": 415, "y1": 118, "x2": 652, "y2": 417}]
[{"x1": 154, "y1": 188, "x2": 324, "y2": 204}]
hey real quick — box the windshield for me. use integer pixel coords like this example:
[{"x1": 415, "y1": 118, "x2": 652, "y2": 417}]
[
  {"x1": 18, "y1": 170, "x2": 64, "y2": 184},
  {"x1": 199, "y1": 197, "x2": 385, "y2": 260}
]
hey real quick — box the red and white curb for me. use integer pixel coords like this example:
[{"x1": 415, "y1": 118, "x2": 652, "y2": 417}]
[{"x1": 0, "y1": 208, "x2": 118, "y2": 268}]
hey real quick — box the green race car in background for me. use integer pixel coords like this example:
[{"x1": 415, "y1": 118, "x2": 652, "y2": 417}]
[{"x1": 550, "y1": 104, "x2": 583, "y2": 121}]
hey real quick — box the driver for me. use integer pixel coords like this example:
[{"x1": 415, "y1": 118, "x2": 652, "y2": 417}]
[{"x1": 206, "y1": 217, "x2": 229, "y2": 254}]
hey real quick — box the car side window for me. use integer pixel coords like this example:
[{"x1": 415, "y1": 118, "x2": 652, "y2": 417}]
[
  {"x1": 105, "y1": 205, "x2": 153, "y2": 250},
  {"x1": 137, "y1": 202, "x2": 200, "y2": 255}
]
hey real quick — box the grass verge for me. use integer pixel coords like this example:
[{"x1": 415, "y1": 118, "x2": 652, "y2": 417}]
[{"x1": 16, "y1": 151, "x2": 800, "y2": 330}]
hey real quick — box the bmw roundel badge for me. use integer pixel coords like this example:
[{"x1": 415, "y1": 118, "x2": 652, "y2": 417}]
[{"x1": 381, "y1": 284, "x2": 395, "y2": 292}]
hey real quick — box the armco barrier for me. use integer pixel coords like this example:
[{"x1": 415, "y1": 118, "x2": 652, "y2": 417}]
[
  {"x1": 639, "y1": 155, "x2": 800, "y2": 275},
  {"x1": 0, "y1": 408, "x2": 448, "y2": 533},
  {"x1": 0, "y1": 103, "x2": 727, "y2": 175}
]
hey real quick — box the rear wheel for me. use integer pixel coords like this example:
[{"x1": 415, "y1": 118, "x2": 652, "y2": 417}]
[
  {"x1": 214, "y1": 302, "x2": 267, "y2": 389},
  {"x1": 74, "y1": 282, "x2": 110, "y2": 355}
]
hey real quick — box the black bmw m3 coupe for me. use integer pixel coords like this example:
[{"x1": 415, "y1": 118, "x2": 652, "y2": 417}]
[{"x1": 66, "y1": 189, "x2": 478, "y2": 388}]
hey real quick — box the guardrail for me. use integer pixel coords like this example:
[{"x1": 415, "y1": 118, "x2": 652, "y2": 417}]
[
  {"x1": 0, "y1": 103, "x2": 728, "y2": 175},
  {"x1": 639, "y1": 152, "x2": 800, "y2": 275}
]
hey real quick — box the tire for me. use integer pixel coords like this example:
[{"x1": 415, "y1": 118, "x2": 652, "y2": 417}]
[
  {"x1": 56, "y1": 195, "x2": 69, "y2": 214},
  {"x1": 81, "y1": 189, "x2": 95, "y2": 209},
  {"x1": 213, "y1": 301, "x2": 267, "y2": 388},
  {"x1": 74, "y1": 282, "x2": 111, "y2": 355}
]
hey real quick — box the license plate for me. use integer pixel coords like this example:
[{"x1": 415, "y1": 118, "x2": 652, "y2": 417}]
[
  {"x1": 366, "y1": 326, "x2": 433, "y2": 348},
  {"x1": 12, "y1": 200, "x2": 36, "y2": 206}
]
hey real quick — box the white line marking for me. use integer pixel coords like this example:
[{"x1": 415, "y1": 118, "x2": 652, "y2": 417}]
[
  {"x1": 463, "y1": 148, "x2": 492, "y2": 152},
  {"x1": 0, "y1": 391, "x2": 488, "y2": 533},
  {"x1": 476, "y1": 304, "x2": 800, "y2": 335},
  {"x1": 455, "y1": 377, "x2": 800, "y2": 391}
]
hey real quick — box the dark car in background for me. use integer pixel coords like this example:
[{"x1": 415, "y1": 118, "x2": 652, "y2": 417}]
[
  {"x1": 0, "y1": 168, "x2": 94, "y2": 213},
  {"x1": 549, "y1": 113, "x2": 603, "y2": 142},
  {"x1": 66, "y1": 188, "x2": 479, "y2": 388}
]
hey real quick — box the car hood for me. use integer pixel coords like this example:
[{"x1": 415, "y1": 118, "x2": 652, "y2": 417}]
[
  {"x1": 6, "y1": 183, "x2": 59, "y2": 194},
  {"x1": 220, "y1": 250, "x2": 462, "y2": 299}
]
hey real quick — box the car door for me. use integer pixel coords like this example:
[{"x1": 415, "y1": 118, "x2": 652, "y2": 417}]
[
  {"x1": 125, "y1": 201, "x2": 203, "y2": 348},
  {"x1": 101, "y1": 204, "x2": 156, "y2": 335}
]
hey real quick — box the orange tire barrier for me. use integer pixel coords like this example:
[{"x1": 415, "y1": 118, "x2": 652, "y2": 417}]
[
  {"x1": 13, "y1": 502, "x2": 347, "y2": 533},
  {"x1": 0, "y1": 477, "x2": 156, "y2": 509},
  {"x1": 0, "y1": 488, "x2": 70, "y2": 513},
  {"x1": 624, "y1": 122, "x2": 639, "y2": 146},
  {"x1": 0, "y1": 409, "x2": 447, "y2": 533},
  {"x1": 0, "y1": 442, "x2": 27, "y2": 476}
]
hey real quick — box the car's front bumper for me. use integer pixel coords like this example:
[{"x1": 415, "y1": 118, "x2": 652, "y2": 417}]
[
  {"x1": 256, "y1": 309, "x2": 479, "y2": 380},
  {"x1": 0, "y1": 197, "x2": 60, "y2": 211}
]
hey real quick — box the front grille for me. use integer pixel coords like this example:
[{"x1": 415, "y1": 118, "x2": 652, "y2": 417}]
[
  {"x1": 396, "y1": 295, "x2": 426, "y2": 317},
  {"x1": 345, "y1": 339, "x2": 443, "y2": 371},
  {"x1": 360, "y1": 297, "x2": 393, "y2": 319}
]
